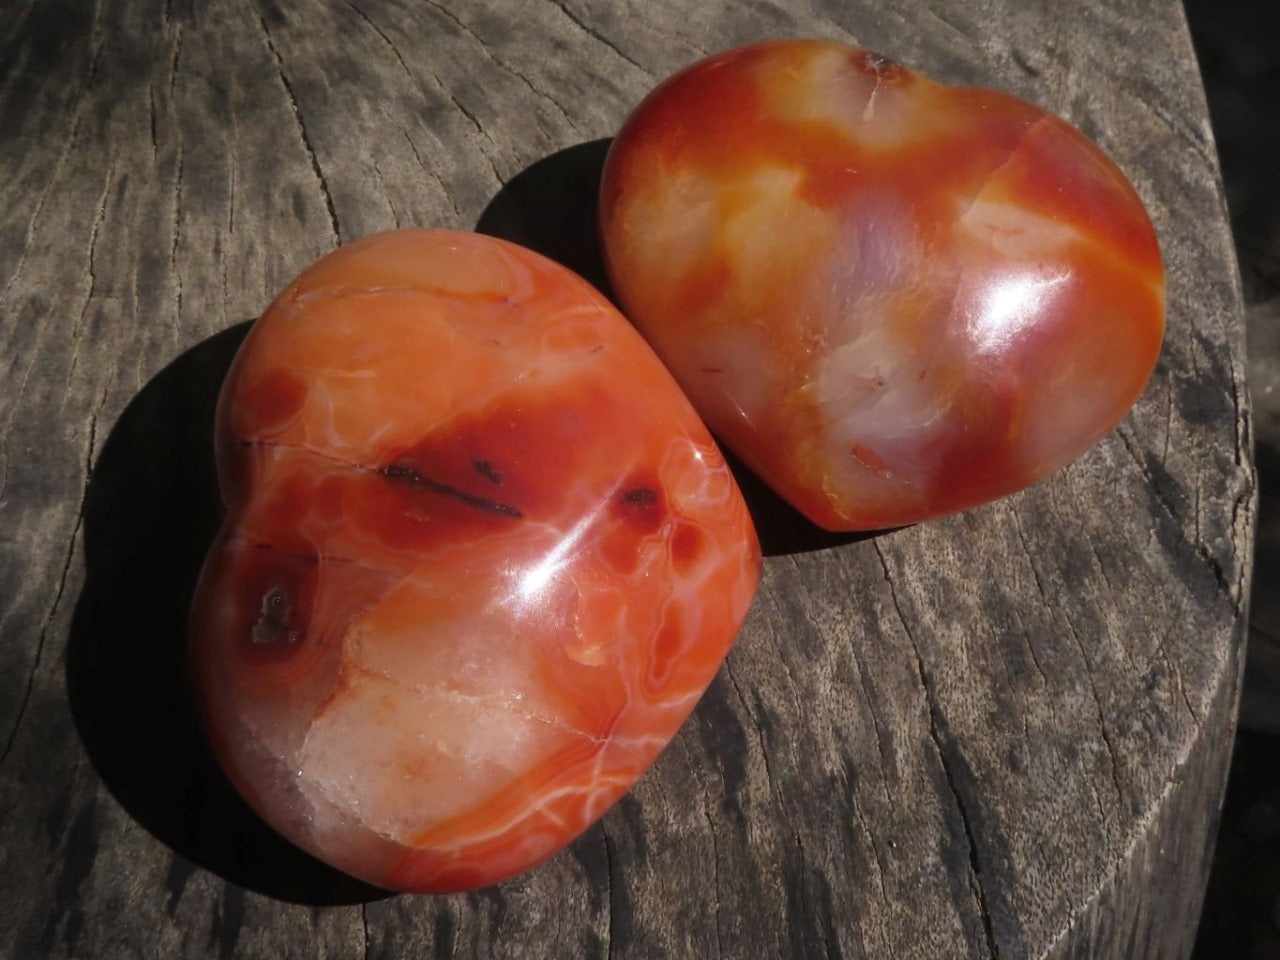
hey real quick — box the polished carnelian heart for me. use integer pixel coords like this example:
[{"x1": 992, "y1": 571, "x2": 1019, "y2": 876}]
[
  {"x1": 190, "y1": 230, "x2": 760, "y2": 893},
  {"x1": 599, "y1": 40, "x2": 1165, "y2": 531}
]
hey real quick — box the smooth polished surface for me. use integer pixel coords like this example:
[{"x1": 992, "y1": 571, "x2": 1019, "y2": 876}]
[
  {"x1": 600, "y1": 40, "x2": 1167, "y2": 531},
  {"x1": 189, "y1": 230, "x2": 761, "y2": 893}
]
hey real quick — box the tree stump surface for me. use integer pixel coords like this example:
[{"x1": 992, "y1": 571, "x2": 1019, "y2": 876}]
[{"x1": 0, "y1": 1, "x2": 1254, "y2": 958}]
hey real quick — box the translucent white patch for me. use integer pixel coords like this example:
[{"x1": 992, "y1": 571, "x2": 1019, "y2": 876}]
[
  {"x1": 297, "y1": 669, "x2": 566, "y2": 843},
  {"x1": 956, "y1": 197, "x2": 1082, "y2": 259}
]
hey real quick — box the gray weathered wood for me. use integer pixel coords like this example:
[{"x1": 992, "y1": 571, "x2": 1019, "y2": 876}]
[{"x1": 0, "y1": 1, "x2": 1253, "y2": 957}]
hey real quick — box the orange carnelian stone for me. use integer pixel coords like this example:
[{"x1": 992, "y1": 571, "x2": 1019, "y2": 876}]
[
  {"x1": 190, "y1": 230, "x2": 760, "y2": 893},
  {"x1": 600, "y1": 40, "x2": 1165, "y2": 531}
]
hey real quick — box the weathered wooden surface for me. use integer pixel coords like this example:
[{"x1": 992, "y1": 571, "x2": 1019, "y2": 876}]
[{"x1": 0, "y1": 1, "x2": 1253, "y2": 957}]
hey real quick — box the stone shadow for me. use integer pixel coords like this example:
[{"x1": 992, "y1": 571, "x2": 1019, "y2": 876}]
[{"x1": 65, "y1": 322, "x2": 385, "y2": 906}]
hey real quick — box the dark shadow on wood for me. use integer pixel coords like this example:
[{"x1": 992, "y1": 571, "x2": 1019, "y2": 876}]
[
  {"x1": 476, "y1": 138, "x2": 877, "y2": 556},
  {"x1": 65, "y1": 321, "x2": 387, "y2": 907},
  {"x1": 476, "y1": 137, "x2": 616, "y2": 301},
  {"x1": 721, "y1": 447, "x2": 880, "y2": 556}
]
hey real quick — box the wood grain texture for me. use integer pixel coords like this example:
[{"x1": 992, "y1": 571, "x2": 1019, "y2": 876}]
[{"x1": 0, "y1": 1, "x2": 1253, "y2": 958}]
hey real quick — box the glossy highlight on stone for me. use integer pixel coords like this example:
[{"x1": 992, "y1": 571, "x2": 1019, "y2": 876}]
[
  {"x1": 190, "y1": 230, "x2": 760, "y2": 893},
  {"x1": 600, "y1": 40, "x2": 1166, "y2": 531}
]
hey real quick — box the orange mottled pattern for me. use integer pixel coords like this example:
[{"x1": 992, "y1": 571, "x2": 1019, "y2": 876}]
[
  {"x1": 190, "y1": 230, "x2": 760, "y2": 893},
  {"x1": 600, "y1": 40, "x2": 1165, "y2": 531}
]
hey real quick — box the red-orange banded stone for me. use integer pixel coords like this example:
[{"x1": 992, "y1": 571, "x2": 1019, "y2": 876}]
[
  {"x1": 190, "y1": 229, "x2": 760, "y2": 893},
  {"x1": 600, "y1": 40, "x2": 1165, "y2": 530}
]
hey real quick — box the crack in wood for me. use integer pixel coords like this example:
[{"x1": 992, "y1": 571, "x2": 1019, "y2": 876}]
[
  {"x1": 844, "y1": 762, "x2": 888, "y2": 898},
  {"x1": 629, "y1": 12, "x2": 707, "y2": 58},
  {"x1": 67, "y1": 230, "x2": 123, "y2": 415},
  {"x1": 846, "y1": 782, "x2": 894, "y2": 952},
  {"x1": 1069, "y1": 619, "x2": 1127, "y2": 809},
  {"x1": 0, "y1": 74, "x2": 91, "y2": 303},
  {"x1": 394, "y1": 8, "x2": 507, "y2": 186},
  {"x1": 1011, "y1": 510, "x2": 1127, "y2": 813},
  {"x1": 546, "y1": 0, "x2": 649, "y2": 77},
  {"x1": 420, "y1": 0, "x2": 584, "y2": 139},
  {"x1": 0, "y1": 131, "x2": 105, "y2": 510},
  {"x1": 874, "y1": 542, "x2": 1001, "y2": 959},
  {"x1": 344, "y1": 4, "x2": 476, "y2": 224},
  {"x1": 725, "y1": 648, "x2": 783, "y2": 799},
  {"x1": 226, "y1": 123, "x2": 237, "y2": 236},
  {"x1": 84, "y1": 0, "x2": 104, "y2": 88},
  {"x1": 168, "y1": 21, "x2": 182, "y2": 97},
  {"x1": 1161, "y1": 370, "x2": 1173, "y2": 468},
  {"x1": 675, "y1": 732, "x2": 724, "y2": 958},
  {"x1": 1219, "y1": 323, "x2": 1250, "y2": 471},
  {"x1": 1049, "y1": 485, "x2": 1140, "y2": 681},
  {"x1": 397, "y1": 122, "x2": 463, "y2": 222},
  {"x1": 370, "y1": 160, "x2": 402, "y2": 228},
  {"x1": 147, "y1": 83, "x2": 159, "y2": 163},
  {"x1": 256, "y1": 12, "x2": 341, "y2": 245},
  {"x1": 851, "y1": 646, "x2": 897, "y2": 809},
  {"x1": 725, "y1": 644, "x2": 836, "y2": 954},
  {"x1": 1115, "y1": 425, "x2": 1237, "y2": 608},
  {"x1": 345, "y1": 2, "x2": 489, "y2": 209},
  {"x1": 733, "y1": 590, "x2": 842, "y2": 960},
  {"x1": 601, "y1": 823, "x2": 617, "y2": 960},
  {"x1": 1037, "y1": 645, "x2": 1241, "y2": 957},
  {"x1": 1106, "y1": 65, "x2": 1217, "y2": 171},
  {"x1": 1152, "y1": 610, "x2": 1202, "y2": 727},
  {"x1": 1005, "y1": 574, "x2": 1051, "y2": 690},
  {"x1": 922, "y1": 2, "x2": 974, "y2": 39},
  {"x1": 0, "y1": 383, "x2": 103, "y2": 768}
]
